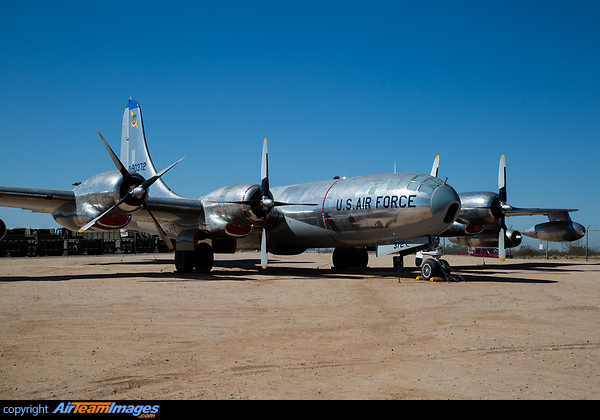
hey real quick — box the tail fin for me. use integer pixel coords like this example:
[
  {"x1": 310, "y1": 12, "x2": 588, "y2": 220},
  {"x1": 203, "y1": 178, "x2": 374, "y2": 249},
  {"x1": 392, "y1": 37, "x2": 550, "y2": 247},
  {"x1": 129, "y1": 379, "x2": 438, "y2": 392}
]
[{"x1": 120, "y1": 98, "x2": 179, "y2": 198}]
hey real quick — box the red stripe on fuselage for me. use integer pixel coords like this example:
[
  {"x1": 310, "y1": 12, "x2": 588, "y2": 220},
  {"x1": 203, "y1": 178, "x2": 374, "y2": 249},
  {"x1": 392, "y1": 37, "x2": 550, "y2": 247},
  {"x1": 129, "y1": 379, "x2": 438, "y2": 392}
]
[{"x1": 321, "y1": 179, "x2": 344, "y2": 246}]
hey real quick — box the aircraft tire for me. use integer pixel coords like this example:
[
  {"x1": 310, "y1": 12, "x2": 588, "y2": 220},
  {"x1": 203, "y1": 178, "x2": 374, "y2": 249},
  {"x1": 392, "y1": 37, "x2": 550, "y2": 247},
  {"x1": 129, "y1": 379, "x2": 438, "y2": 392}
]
[
  {"x1": 332, "y1": 247, "x2": 368, "y2": 269},
  {"x1": 421, "y1": 258, "x2": 441, "y2": 281},
  {"x1": 194, "y1": 243, "x2": 214, "y2": 272},
  {"x1": 175, "y1": 250, "x2": 194, "y2": 273},
  {"x1": 332, "y1": 248, "x2": 348, "y2": 269}
]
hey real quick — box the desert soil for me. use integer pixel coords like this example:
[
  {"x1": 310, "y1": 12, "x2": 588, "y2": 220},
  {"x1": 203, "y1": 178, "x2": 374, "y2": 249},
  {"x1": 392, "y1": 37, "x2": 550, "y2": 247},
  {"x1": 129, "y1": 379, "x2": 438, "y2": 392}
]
[{"x1": 1, "y1": 252, "x2": 599, "y2": 399}]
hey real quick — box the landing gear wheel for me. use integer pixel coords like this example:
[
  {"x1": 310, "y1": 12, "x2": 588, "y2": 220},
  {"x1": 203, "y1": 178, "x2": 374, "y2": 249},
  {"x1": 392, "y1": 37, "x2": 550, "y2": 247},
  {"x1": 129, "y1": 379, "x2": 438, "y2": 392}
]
[
  {"x1": 175, "y1": 250, "x2": 194, "y2": 273},
  {"x1": 332, "y1": 248, "x2": 349, "y2": 269},
  {"x1": 421, "y1": 258, "x2": 441, "y2": 281},
  {"x1": 194, "y1": 242, "x2": 214, "y2": 272},
  {"x1": 332, "y1": 247, "x2": 368, "y2": 269},
  {"x1": 175, "y1": 244, "x2": 214, "y2": 273}
]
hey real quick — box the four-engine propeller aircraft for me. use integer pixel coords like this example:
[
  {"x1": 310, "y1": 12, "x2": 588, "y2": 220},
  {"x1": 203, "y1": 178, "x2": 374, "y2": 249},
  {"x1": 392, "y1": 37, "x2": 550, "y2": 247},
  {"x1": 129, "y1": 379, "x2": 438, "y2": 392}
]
[{"x1": 0, "y1": 98, "x2": 464, "y2": 279}]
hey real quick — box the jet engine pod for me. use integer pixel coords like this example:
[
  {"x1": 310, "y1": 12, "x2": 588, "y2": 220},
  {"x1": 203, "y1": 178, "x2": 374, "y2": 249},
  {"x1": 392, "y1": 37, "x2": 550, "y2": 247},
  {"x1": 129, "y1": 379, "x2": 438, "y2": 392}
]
[
  {"x1": 448, "y1": 228, "x2": 522, "y2": 248},
  {"x1": 522, "y1": 221, "x2": 586, "y2": 242},
  {"x1": 505, "y1": 229, "x2": 523, "y2": 248},
  {"x1": 0, "y1": 219, "x2": 6, "y2": 240}
]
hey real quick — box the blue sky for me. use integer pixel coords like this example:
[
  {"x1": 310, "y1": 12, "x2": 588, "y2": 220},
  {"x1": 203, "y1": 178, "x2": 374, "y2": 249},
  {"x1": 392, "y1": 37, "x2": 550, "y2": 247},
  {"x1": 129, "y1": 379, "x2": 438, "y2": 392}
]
[{"x1": 1, "y1": 1, "x2": 599, "y2": 248}]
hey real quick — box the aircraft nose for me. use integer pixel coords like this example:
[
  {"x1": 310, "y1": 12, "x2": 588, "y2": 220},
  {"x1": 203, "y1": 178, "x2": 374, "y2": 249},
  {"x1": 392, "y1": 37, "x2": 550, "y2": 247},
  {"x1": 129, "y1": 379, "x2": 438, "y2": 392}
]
[{"x1": 431, "y1": 184, "x2": 461, "y2": 224}]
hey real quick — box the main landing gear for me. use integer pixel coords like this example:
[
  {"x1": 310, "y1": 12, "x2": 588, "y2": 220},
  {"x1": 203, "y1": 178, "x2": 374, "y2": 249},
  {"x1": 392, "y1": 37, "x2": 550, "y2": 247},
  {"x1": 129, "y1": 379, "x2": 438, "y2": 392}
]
[
  {"x1": 332, "y1": 247, "x2": 369, "y2": 269},
  {"x1": 175, "y1": 243, "x2": 214, "y2": 273}
]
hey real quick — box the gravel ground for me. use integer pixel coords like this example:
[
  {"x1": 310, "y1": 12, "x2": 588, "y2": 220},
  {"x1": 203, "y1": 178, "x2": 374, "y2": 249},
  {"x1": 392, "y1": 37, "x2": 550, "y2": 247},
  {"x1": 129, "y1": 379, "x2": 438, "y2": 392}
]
[{"x1": 1, "y1": 252, "x2": 599, "y2": 399}]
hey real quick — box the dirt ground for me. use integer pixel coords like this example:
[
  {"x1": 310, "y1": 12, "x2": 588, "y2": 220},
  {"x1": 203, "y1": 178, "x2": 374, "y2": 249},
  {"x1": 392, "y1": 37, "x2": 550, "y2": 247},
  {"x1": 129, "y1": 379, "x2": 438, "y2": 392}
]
[{"x1": 0, "y1": 251, "x2": 599, "y2": 400}]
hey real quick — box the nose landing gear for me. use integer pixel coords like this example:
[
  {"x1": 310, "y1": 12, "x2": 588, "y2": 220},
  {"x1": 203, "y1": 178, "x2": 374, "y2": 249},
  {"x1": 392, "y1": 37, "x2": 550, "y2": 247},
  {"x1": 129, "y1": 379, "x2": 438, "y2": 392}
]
[
  {"x1": 416, "y1": 237, "x2": 462, "y2": 282},
  {"x1": 420, "y1": 258, "x2": 453, "y2": 281}
]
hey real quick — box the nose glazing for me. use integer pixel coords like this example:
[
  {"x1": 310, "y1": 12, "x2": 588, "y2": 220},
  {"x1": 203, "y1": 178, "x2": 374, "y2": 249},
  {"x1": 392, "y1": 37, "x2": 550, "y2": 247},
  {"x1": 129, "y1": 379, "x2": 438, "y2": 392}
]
[{"x1": 431, "y1": 185, "x2": 461, "y2": 224}]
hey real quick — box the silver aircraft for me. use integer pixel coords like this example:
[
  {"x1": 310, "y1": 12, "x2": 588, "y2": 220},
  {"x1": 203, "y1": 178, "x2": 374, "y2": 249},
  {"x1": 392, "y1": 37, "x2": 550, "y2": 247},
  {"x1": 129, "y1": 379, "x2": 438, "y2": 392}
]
[
  {"x1": 0, "y1": 98, "x2": 462, "y2": 279},
  {"x1": 438, "y1": 155, "x2": 586, "y2": 261}
]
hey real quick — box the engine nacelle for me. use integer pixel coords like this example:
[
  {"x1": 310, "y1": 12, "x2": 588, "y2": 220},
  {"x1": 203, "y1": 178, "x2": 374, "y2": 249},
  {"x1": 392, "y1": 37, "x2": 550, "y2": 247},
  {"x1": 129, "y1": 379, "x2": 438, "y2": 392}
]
[
  {"x1": 0, "y1": 219, "x2": 6, "y2": 240},
  {"x1": 456, "y1": 192, "x2": 502, "y2": 225},
  {"x1": 449, "y1": 229, "x2": 522, "y2": 248},
  {"x1": 65, "y1": 170, "x2": 147, "y2": 230},
  {"x1": 522, "y1": 221, "x2": 586, "y2": 242},
  {"x1": 442, "y1": 221, "x2": 485, "y2": 237},
  {"x1": 202, "y1": 183, "x2": 265, "y2": 227}
]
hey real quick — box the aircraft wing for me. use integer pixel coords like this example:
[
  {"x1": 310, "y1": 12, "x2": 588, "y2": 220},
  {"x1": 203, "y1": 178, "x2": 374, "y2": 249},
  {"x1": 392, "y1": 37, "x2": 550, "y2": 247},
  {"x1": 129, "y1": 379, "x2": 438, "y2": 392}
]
[
  {"x1": 0, "y1": 186, "x2": 202, "y2": 226},
  {"x1": 506, "y1": 207, "x2": 577, "y2": 221},
  {"x1": 142, "y1": 196, "x2": 204, "y2": 221},
  {"x1": 0, "y1": 186, "x2": 75, "y2": 213}
]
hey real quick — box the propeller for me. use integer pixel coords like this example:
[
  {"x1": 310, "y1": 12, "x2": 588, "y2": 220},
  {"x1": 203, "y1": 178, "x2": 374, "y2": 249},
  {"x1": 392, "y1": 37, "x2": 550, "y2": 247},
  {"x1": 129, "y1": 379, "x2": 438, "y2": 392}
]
[
  {"x1": 225, "y1": 139, "x2": 317, "y2": 269},
  {"x1": 260, "y1": 138, "x2": 271, "y2": 269},
  {"x1": 497, "y1": 155, "x2": 513, "y2": 262},
  {"x1": 207, "y1": 139, "x2": 317, "y2": 268},
  {"x1": 78, "y1": 132, "x2": 184, "y2": 250},
  {"x1": 258, "y1": 139, "x2": 318, "y2": 269}
]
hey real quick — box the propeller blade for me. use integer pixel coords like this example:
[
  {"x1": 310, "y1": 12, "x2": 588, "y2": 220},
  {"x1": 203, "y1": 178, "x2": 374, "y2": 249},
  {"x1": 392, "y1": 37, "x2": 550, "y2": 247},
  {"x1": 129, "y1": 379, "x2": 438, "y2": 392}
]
[
  {"x1": 498, "y1": 225, "x2": 506, "y2": 262},
  {"x1": 141, "y1": 200, "x2": 174, "y2": 249},
  {"x1": 78, "y1": 196, "x2": 128, "y2": 232},
  {"x1": 140, "y1": 156, "x2": 186, "y2": 191},
  {"x1": 497, "y1": 155, "x2": 507, "y2": 261},
  {"x1": 273, "y1": 201, "x2": 318, "y2": 207},
  {"x1": 209, "y1": 199, "x2": 317, "y2": 207},
  {"x1": 261, "y1": 138, "x2": 269, "y2": 198},
  {"x1": 261, "y1": 227, "x2": 268, "y2": 269},
  {"x1": 99, "y1": 132, "x2": 132, "y2": 181},
  {"x1": 498, "y1": 155, "x2": 507, "y2": 204},
  {"x1": 431, "y1": 155, "x2": 440, "y2": 177}
]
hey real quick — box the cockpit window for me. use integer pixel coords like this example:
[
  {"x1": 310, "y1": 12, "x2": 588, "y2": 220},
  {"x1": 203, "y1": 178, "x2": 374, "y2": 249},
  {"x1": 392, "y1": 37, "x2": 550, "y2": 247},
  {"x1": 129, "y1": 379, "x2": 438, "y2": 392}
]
[
  {"x1": 418, "y1": 184, "x2": 434, "y2": 194},
  {"x1": 407, "y1": 182, "x2": 419, "y2": 191},
  {"x1": 389, "y1": 174, "x2": 442, "y2": 191},
  {"x1": 395, "y1": 180, "x2": 410, "y2": 190}
]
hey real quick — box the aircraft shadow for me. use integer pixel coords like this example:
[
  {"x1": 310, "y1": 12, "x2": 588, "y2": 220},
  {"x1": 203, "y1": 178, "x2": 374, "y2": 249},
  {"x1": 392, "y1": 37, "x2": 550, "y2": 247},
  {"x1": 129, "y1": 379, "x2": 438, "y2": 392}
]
[{"x1": 2, "y1": 257, "x2": 592, "y2": 284}]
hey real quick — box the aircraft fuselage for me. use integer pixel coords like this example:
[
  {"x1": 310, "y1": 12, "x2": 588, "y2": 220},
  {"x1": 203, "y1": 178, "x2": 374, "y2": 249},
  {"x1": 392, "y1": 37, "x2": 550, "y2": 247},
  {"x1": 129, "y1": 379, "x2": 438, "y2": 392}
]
[{"x1": 203, "y1": 172, "x2": 461, "y2": 252}]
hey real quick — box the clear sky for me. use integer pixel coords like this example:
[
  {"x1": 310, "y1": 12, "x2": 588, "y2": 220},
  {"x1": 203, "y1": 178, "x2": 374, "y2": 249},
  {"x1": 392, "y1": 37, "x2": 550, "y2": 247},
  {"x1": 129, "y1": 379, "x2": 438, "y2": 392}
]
[{"x1": 1, "y1": 1, "x2": 599, "y2": 248}]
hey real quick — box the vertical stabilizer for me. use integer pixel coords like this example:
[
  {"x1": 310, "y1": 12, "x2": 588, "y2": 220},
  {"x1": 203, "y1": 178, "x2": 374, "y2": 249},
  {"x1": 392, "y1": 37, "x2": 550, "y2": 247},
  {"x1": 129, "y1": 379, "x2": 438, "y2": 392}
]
[{"x1": 121, "y1": 98, "x2": 179, "y2": 198}]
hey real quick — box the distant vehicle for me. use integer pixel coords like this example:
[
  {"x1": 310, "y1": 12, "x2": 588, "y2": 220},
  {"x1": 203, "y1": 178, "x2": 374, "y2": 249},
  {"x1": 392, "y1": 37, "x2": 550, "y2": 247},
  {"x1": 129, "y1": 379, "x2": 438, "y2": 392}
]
[{"x1": 459, "y1": 247, "x2": 502, "y2": 258}]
